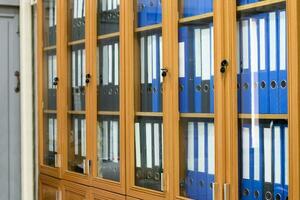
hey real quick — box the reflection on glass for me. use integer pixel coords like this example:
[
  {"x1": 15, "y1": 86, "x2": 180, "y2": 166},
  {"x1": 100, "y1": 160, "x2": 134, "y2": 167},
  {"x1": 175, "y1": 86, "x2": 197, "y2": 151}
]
[
  {"x1": 179, "y1": 118, "x2": 215, "y2": 200},
  {"x1": 45, "y1": 50, "x2": 57, "y2": 110},
  {"x1": 98, "y1": 38, "x2": 120, "y2": 111},
  {"x1": 44, "y1": 114, "x2": 58, "y2": 167},
  {"x1": 137, "y1": 0, "x2": 162, "y2": 27},
  {"x1": 70, "y1": 0, "x2": 86, "y2": 41},
  {"x1": 97, "y1": 116, "x2": 120, "y2": 182},
  {"x1": 98, "y1": 0, "x2": 120, "y2": 35},
  {"x1": 138, "y1": 30, "x2": 163, "y2": 112},
  {"x1": 134, "y1": 117, "x2": 164, "y2": 191},
  {"x1": 180, "y1": 0, "x2": 213, "y2": 18},
  {"x1": 44, "y1": 0, "x2": 57, "y2": 46},
  {"x1": 238, "y1": 6, "x2": 289, "y2": 200},
  {"x1": 178, "y1": 23, "x2": 214, "y2": 114},
  {"x1": 70, "y1": 44, "x2": 86, "y2": 111},
  {"x1": 68, "y1": 115, "x2": 86, "y2": 174}
]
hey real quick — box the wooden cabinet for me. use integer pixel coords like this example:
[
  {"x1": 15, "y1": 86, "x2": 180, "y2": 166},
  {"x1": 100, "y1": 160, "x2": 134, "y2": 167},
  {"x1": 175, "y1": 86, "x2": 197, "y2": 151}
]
[
  {"x1": 37, "y1": 0, "x2": 300, "y2": 199},
  {"x1": 39, "y1": 175, "x2": 61, "y2": 200}
]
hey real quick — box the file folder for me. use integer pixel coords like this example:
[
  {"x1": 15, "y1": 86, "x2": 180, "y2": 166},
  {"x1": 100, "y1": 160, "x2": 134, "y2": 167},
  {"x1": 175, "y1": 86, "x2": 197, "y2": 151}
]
[
  {"x1": 74, "y1": 118, "x2": 79, "y2": 157},
  {"x1": 241, "y1": 124, "x2": 252, "y2": 200},
  {"x1": 156, "y1": 0, "x2": 162, "y2": 25},
  {"x1": 100, "y1": 44, "x2": 108, "y2": 110},
  {"x1": 240, "y1": 19, "x2": 251, "y2": 114},
  {"x1": 196, "y1": 122, "x2": 206, "y2": 198},
  {"x1": 250, "y1": 17, "x2": 259, "y2": 114},
  {"x1": 135, "y1": 122, "x2": 143, "y2": 181},
  {"x1": 113, "y1": 42, "x2": 120, "y2": 111},
  {"x1": 183, "y1": 0, "x2": 206, "y2": 17},
  {"x1": 48, "y1": 118, "x2": 54, "y2": 153},
  {"x1": 237, "y1": 22, "x2": 242, "y2": 113},
  {"x1": 258, "y1": 15, "x2": 269, "y2": 114},
  {"x1": 147, "y1": 0, "x2": 158, "y2": 26},
  {"x1": 273, "y1": 125, "x2": 284, "y2": 200},
  {"x1": 140, "y1": 36, "x2": 149, "y2": 111},
  {"x1": 152, "y1": 34, "x2": 161, "y2": 112},
  {"x1": 238, "y1": 0, "x2": 248, "y2": 6},
  {"x1": 207, "y1": 122, "x2": 215, "y2": 200},
  {"x1": 283, "y1": 125, "x2": 288, "y2": 200},
  {"x1": 48, "y1": 54, "x2": 56, "y2": 110},
  {"x1": 153, "y1": 122, "x2": 162, "y2": 188},
  {"x1": 54, "y1": 118, "x2": 57, "y2": 153},
  {"x1": 72, "y1": 0, "x2": 79, "y2": 40},
  {"x1": 81, "y1": 119, "x2": 86, "y2": 158},
  {"x1": 269, "y1": 12, "x2": 279, "y2": 114},
  {"x1": 147, "y1": 35, "x2": 153, "y2": 111},
  {"x1": 278, "y1": 10, "x2": 287, "y2": 114},
  {"x1": 201, "y1": 27, "x2": 211, "y2": 113},
  {"x1": 263, "y1": 127, "x2": 273, "y2": 200},
  {"x1": 194, "y1": 28, "x2": 202, "y2": 113},
  {"x1": 179, "y1": 27, "x2": 194, "y2": 113},
  {"x1": 81, "y1": 49, "x2": 86, "y2": 110},
  {"x1": 137, "y1": 0, "x2": 147, "y2": 27},
  {"x1": 210, "y1": 25, "x2": 215, "y2": 113}
]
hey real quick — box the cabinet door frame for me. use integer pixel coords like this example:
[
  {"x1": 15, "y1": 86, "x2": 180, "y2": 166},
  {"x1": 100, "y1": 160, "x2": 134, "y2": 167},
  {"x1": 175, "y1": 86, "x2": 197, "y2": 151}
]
[{"x1": 39, "y1": 174, "x2": 62, "y2": 200}]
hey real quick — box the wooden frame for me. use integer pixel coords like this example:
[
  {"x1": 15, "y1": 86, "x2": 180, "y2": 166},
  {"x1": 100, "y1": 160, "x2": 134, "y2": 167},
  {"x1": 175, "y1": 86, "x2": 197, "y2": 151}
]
[{"x1": 39, "y1": 174, "x2": 62, "y2": 200}]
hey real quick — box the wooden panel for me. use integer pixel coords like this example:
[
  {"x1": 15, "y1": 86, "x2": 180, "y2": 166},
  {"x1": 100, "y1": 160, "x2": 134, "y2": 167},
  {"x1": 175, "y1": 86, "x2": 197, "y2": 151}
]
[
  {"x1": 61, "y1": 180, "x2": 89, "y2": 200},
  {"x1": 91, "y1": 188, "x2": 125, "y2": 200},
  {"x1": 39, "y1": 175, "x2": 61, "y2": 200},
  {"x1": 126, "y1": 196, "x2": 141, "y2": 200}
]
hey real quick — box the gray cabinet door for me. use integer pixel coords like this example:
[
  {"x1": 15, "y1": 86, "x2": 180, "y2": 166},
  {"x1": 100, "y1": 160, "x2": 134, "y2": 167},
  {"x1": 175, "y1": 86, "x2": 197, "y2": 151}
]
[{"x1": 0, "y1": 8, "x2": 20, "y2": 200}]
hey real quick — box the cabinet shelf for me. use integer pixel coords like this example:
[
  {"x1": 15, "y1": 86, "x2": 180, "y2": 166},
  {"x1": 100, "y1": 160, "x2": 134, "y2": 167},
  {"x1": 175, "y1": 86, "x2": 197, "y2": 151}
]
[
  {"x1": 238, "y1": 113, "x2": 288, "y2": 120},
  {"x1": 135, "y1": 24, "x2": 162, "y2": 33},
  {"x1": 135, "y1": 112, "x2": 163, "y2": 117},
  {"x1": 180, "y1": 113, "x2": 214, "y2": 119},
  {"x1": 237, "y1": 0, "x2": 286, "y2": 12},
  {"x1": 44, "y1": 110, "x2": 57, "y2": 114},
  {"x1": 43, "y1": 45, "x2": 56, "y2": 51},
  {"x1": 68, "y1": 110, "x2": 86, "y2": 115},
  {"x1": 98, "y1": 111, "x2": 120, "y2": 116},
  {"x1": 98, "y1": 32, "x2": 120, "y2": 40},
  {"x1": 179, "y1": 12, "x2": 213, "y2": 24},
  {"x1": 68, "y1": 39, "x2": 85, "y2": 46}
]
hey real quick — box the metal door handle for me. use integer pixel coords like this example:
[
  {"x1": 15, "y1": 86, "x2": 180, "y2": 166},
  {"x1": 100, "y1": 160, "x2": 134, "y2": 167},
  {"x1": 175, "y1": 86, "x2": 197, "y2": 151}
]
[
  {"x1": 85, "y1": 74, "x2": 91, "y2": 84},
  {"x1": 220, "y1": 59, "x2": 229, "y2": 74},
  {"x1": 161, "y1": 68, "x2": 168, "y2": 78},
  {"x1": 14, "y1": 71, "x2": 20, "y2": 93}
]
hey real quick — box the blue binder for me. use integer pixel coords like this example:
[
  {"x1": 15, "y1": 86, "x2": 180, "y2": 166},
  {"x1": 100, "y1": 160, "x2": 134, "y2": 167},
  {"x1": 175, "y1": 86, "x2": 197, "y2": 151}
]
[
  {"x1": 206, "y1": 122, "x2": 215, "y2": 200},
  {"x1": 278, "y1": 10, "x2": 287, "y2": 114},
  {"x1": 156, "y1": 0, "x2": 162, "y2": 24},
  {"x1": 147, "y1": 0, "x2": 158, "y2": 26},
  {"x1": 241, "y1": 124, "x2": 252, "y2": 200},
  {"x1": 183, "y1": 0, "x2": 205, "y2": 17},
  {"x1": 137, "y1": 0, "x2": 147, "y2": 27},
  {"x1": 179, "y1": 27, "x2": 194, "y2": 113},
  {"x1": 263, "y1": 125, "x2": 274, "y2": 200},
  {"x1": 209, "y1": 24, "x2": 215, "y2": 113},
  {"x1": 283, "y1": 124, "x2": 289, "y2": 200},
  {"x1": 193, "y1": 28, "x2": 202, "y2": 113},
  {"x1": 240, "y1": 18, "x2": 251, "y2": 114},
  {"x1": 204, "y1": 0, "x2": 213, "y2": 14},
  {"x1": 238, "y1": 0, "x2": 248, "y2": 5},
  {"x1": 152, "y1": 33, "x2": 162, "y2": 112},
  {"x1": 258, "y1": 14, "x2": 270, "y2": 114},
  {"x1": 237, "y1": 21, "x2": 242, "y2": 113},
  {"x1": 273, "y1": 125, "x2": 284, "y2": 200},
  {"x1": 269, "y1": 11, "x2": 280, "y2": 114}
]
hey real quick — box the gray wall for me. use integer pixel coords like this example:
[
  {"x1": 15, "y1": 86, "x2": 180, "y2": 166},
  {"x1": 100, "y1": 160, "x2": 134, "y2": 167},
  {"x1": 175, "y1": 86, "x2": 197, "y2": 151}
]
[{"x1": 0, "y1": 0, "x2": 19, "y2": 6}]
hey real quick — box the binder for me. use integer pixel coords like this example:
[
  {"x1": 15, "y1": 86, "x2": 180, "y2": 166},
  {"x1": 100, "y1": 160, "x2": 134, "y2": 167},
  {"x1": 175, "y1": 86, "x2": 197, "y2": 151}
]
[
  {"x1": 183, "y1": 0, "x2": 202, "y2": 17},
  {"x1": 54, "y1": 118, "x2": 57, "y2": 153},
  {"x1": 78, "y1": 0, "x2": 85, "y2": 39},
  {"x1": 201, "y1": 27, "x2": 211, "y2": 113},
  {"x1": 186, "y1": 122, "x2": 197, "y2": 199},
  {"x1": 100, "y1": 44, "x2": 108, "y2": 110},
  {"x1": 283, "y1": 125, "x2": 289, "y2": 200},
  {"x1": 74, "y1": 118, "x2": 79, "y2": 156},
  {"x1": 72, "y1": 49, "x2": 81, "y2": 110},
  {"x1": 240, "y1": 19, "x2": 251, "y2": 114},
  {"x1": 179, "y1": 27, "x2": 194, "y2": 113},
  {"x1": 113, "y1": 42, "x2": 120, "y2": 111},
  {"x1": 210, "y1": 25, "x2": 214, "y2": 113},
  {"x1": 263, "y1": 127, "x2": 273, "y2": 200},
  {"x1": 111, "y1": 120, "x2": 120, "y2": 181},
  {"x1": 241, "y1": 124, "x2": 252, "y2": 200},
  {"x1": 147, "y1": 35, "x2": 153, "y2": 111},
  {"x1": 140, "y1": 36, "x2": 148, "y2": 111},
  {"x1": 278, "y1": 10, "x2": 287, "y2": 114},
  {"x1": 273, "y1": 125, "x2": 284, "y2": 200},
  {"x1": 108, "y1": 44, "x2": 114, "y2": 111},
  {"x1": 153, "y1": 122, "x2": 162, "y2": 187},
  {"x1": 250, "y1": 17, "x2": 259, "y2": 114},
  {"x1": 196, "y1": 122, "x2": 206, "y2": 198},
  {"x1": 81, "y1": 49, "x2": 86, "y2": 110},
  {"x1": 237, "y1": 21, "x2": 242, "y2": 113},
  {"x1": 258, "y1": 14, "x2": 270, "y2": 114},
  {"x1": 238, "y1": 0, "x2": 248, "y2": 5},
  {"x1": 137, "y1": 0, "x2": 147, "y2": 27},
  {"x1": 135, "y1": 122, "x2": 143, "y2": 184},
  {"x1": 194, "y1": 28, "x2": 202, "y2": 113},
  {"x1": 152, "y1": 34, "x2": 161, "y2": 112},
  {"x1": 72, "y1": 0, "x2": 79, "y2": 40},
  {"x1": 48, "y1": 118, "x2": 54, "y2": 152},
  {"x1": 206, "y1": 122, "x2": 215, "y2": 200},
  {"x1": 81, "y1": 119, "x2": 86, "y2": 158},
  {"x1": 204, "y1": 0, "x2": 213, "y2": 14},
  {"x1": 269, "y1": 12, "x2": 279, "y2": 114},
  {"x1": 48, "y1": 54, "x2": 55, "y2": 110},
  {"x1": 146, "y1": 0, "x2": 157, "y2": 26},
  {"x1": 156, "y1": 0, "x2": 162, "y2": 25}
]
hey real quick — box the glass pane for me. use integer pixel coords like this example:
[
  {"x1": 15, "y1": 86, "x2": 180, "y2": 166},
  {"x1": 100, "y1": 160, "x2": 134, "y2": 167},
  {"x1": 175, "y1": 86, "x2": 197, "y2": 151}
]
[
  {"x1": 237, "y1": 3, "x2": 288, "y2": 200},
  {"x1": 179, "y1": 0, "x2": 213, "y2": 18},
  {"x1": 137, "y1": 29, "x2": 163, "y2": 112},
  {"x1": 70, "y1": 44, "x2": 86, "y2": 111},
  {"x1": 97, "y1": 116, "x2": 120, "y2": 181},
  {"x1": 137, "y1": 0, "x2": 162, "y2": 27},
  {"x1": 44, "y1": 114, "x2": 58, "y2": 167},
  {"x1": 68, "y1": 115, "x2": 87, "y2": 174},
  {"x1": 97, "y1": 0, "x2": 120, "y2": 35},
  {"x1": 45, "y1": 50, "x2": 57, "y2": 110},
  {"x1": 70, "y1": 0, "x2": 86, "y2": 41},
  {"x1": 179, "y1": 119, "x2": 215, "y2": 199},
  {"x1": 44, "y1": 0, "x2": 57, "y2": 46},
  {"x1": 134, "y1": 116, "x2": 164, "y2": 191},
  {"x1": 97, "y1": 38, "x2": 120, "y2": 111}
]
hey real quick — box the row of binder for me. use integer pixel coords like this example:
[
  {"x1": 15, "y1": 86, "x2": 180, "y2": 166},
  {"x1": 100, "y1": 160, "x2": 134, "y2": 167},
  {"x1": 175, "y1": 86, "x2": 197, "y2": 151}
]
[
  {"x1": 48, "y1": 53, "x2": 57, "y2": 110},
  {"x1": 184, "y1": 121, "x2": 215, "y2": 200},
  {"x1": 238, "y1": 0, "x2": 263, "y2": 6},
  {"x1": 97, "y1": 118, "x2": 120, "y2": 181},
  {"x1": 179, "y1": 25, "x2": 214, "y2": 113},
  {"x1": 135, "y1": 119, "x2": 164, "y2": 191},
  {"x1": 98, "y1": 0, "x2": 120, "y2": 35},
  {"x1": 140, "y1": 32, "x2": 163, "y2": 112},
  {"x1": 99, "y1": 40, "x2": 120, "y2": 111},
  {"x1": 182, "y1": 0, "x2": 213, "y2": 17},
  {"x1": 72, "y1": 48, "x2": 86, "y2": 111},
  {"x1": 72, "y1": 0, "x2": 86, "y2": 40},
  {"x1": 46, "y1": 116, "x2": 58, "y2": 166},
  {"x1": 48, "y1": 0, "x2": 57, "y2": 45},
  {"x1": 241, "y1": 121, "x2": 288, "y2": 200},
  {"x1": 137, "y1": 0, "x2": 162, "y2": 27},
  {"x1": 237, "y1": 10, "x2": 287, "y2": 114}
]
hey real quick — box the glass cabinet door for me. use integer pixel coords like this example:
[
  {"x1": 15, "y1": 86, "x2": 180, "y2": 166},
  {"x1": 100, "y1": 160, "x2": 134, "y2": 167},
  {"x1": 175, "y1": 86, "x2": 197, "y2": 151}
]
[
  {"x1": 95, "y1": 0, "x2": 122, "y2": 187},
  {"x1": 67, "y1": 0, "x2": 88, "y2": 175},
  {"x1": 177, "y1": 1, "x2": 215, "y2": 200},
  {"x1": 41, "y1": 0, "x2": 59, "y2": 170},
  {"x1": 236, "y1": 1, "x2": 288, "y2": 200}
]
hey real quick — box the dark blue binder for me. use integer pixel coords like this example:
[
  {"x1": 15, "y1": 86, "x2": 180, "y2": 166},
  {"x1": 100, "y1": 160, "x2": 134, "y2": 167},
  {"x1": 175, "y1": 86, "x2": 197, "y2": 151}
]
[
  {"x1": 258, "y1": 14, "x2": 270, "y2": 114},
  {"x1": 237, "y1": 21, "x2": 242, "y2": 113},
  {"x1": 183, "y1": 0, "x2": 204, "y2": 17},
  {"x1": 204, "y1": 0, "x2": 213, "y2": 14},
  {"x1": 146, "y1": 0, "x2": 158, "y2": 26},
  {"x1": 278, "y1": 10, "x2": 287, "y2": 114},
  {"x1": 209, "y1": 24, "x2": 214, "y2": 113},
  {"x1": 193, "y1": 28, "x2": 202, "y2": 113},
  {"x1": 283, "y1": 124, "x2": 288, "y2": 200},
  {"x1": 179, "y1": 27, "x2": 194, "y2": 113},
  {"x1": 152, "y1": 34, "x2": 162, "y2": 112},
  {"x1": 269, "y1": 11, "x2": 280, "y2": 114},
  {"x1": 140, "y1": 35, "x2": 149, "y2": 111},
  {"x1": 206, "y1": 122, "x2": 215, "y2": 200},
  {"x1": 240, "y1": 18, "x2": 251, "y2": 114},
  {"x1": 238, "y1": 0, "x2": 248, "y2": 6},
  {"x1": 273, "y1": 125, "x2": 284, "y2": 200},
  {"x1": 137, "y1": 0, "x2": 147, "y2": 27},
  {"x1": 156, "y1": 0, "x2": 162, "y2": 24}
]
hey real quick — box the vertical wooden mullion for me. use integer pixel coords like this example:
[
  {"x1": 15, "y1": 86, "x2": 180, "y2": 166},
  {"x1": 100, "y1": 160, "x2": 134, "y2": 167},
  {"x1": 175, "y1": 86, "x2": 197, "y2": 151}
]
[{"x1": 287, "y1": 0, "x2": 300, "y2": 199}]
